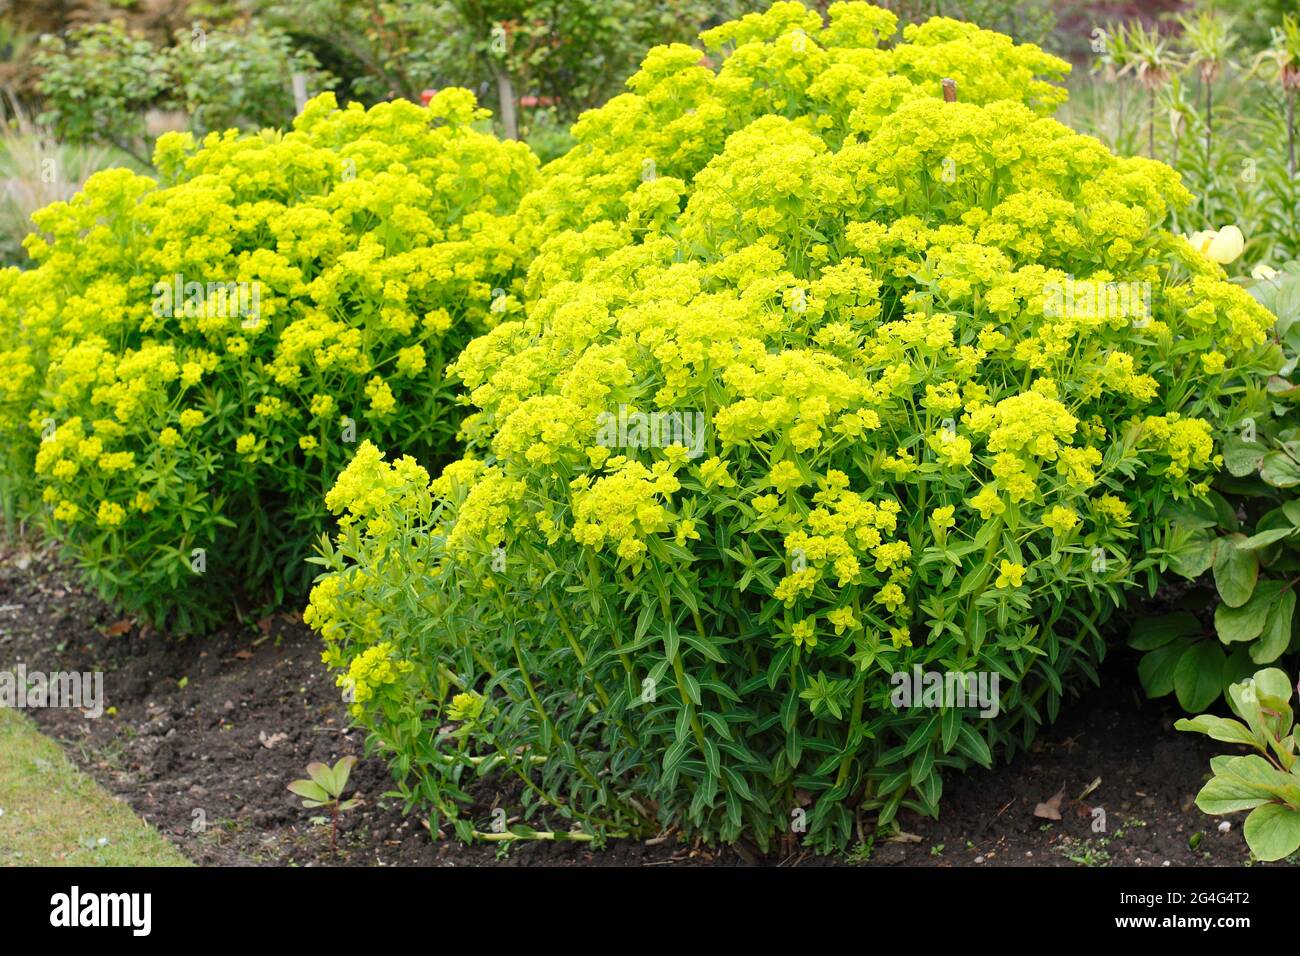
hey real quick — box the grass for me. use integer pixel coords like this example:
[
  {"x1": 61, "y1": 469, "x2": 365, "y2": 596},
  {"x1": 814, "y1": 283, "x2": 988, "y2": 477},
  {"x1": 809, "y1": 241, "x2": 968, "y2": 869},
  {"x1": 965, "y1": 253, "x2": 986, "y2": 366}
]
[
  {"x1": 0, "y1": 709, "x2": 189, "y2": 866},
  {"x1": 0, "y1": 91, "x2": 133, "y2": 269}
]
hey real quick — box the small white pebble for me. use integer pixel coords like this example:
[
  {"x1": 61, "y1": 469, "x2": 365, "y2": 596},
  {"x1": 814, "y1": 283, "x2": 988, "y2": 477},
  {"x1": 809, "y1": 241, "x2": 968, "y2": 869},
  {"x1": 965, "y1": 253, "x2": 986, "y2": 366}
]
[
  {"x1": 1162, "y1": 860, "x2": 1171, "y2": 867},
  {"x1": 974, "y1": 855, "x2": 985, "y2": 864},
  {"x1": 1217, "y1": 821, "x2": 1231, "y2": 834},
  {"x1": 97, "y1": 837, "x2": 108, "y2": 846}
]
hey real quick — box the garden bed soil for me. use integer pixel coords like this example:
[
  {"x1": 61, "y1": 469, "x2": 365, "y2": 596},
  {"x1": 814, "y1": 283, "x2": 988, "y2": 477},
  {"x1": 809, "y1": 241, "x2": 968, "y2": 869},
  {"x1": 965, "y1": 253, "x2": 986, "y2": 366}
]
[{"x1": 0, "y1": 536, "x2": 1268, "y2": 868}]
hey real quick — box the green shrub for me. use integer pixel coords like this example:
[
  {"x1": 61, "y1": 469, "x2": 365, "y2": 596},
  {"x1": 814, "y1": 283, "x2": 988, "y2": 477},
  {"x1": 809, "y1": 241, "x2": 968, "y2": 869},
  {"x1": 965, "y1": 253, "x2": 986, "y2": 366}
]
[
  {"x1": 168, "y1": 19, "x2": 336, "y2": 136},
  {"x1": 34, "y1": 18, "x2": 338, "y2": 159},
  {"x1": 306, "y1": 2, "x2": 1278, "y2": 850},
  {"x1": 34, "y1": 21, "x2": 173, "y2": 165},
  {"x1": 256, "y1": 0, "x2": 770, "y2": 124},
  {"x1": 0, "y1": 89, "x2": 538, "y2": 631}
]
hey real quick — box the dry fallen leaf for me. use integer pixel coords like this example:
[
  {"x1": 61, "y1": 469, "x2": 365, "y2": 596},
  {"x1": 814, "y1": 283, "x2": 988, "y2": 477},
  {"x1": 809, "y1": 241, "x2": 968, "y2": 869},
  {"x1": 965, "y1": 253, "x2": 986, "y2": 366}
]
[
  {"x1": 258, "y1": 731, "x2": 289, "y2": 749},
  {"x1": 101, "y1": 619, "x2": 133, "y2": 637},
  {"x1": 1033, "y1": 786, "x2": 1065, "y2": 821}
]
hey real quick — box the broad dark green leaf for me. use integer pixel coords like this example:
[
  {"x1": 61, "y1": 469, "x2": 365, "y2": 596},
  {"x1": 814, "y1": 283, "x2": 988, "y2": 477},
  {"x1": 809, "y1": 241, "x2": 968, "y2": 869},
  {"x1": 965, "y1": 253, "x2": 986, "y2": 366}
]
[
  {"x1": 1174, "y1": 642, "x2": 1227, "y2": 713},
  {"x1": 1213, "y1": 537, "x2": 1259, "y2": 608},
  {"x1": 1129, "y1": 612, "x2": 1200, "y2": 651}
]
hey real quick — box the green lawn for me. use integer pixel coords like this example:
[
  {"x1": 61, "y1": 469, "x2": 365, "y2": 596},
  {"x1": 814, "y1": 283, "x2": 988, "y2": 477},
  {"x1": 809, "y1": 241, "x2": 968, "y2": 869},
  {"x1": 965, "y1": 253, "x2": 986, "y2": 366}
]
[{"x1": 0, "y1": 709, "x2": 189, "y2": 866}]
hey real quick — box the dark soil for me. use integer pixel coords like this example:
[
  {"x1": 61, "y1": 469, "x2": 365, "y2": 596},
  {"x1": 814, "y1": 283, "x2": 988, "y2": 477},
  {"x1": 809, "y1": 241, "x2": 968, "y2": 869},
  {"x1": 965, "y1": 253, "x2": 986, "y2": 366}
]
[{"x1": 0, "y1": 535, "x2": 1272, "y2": 868}]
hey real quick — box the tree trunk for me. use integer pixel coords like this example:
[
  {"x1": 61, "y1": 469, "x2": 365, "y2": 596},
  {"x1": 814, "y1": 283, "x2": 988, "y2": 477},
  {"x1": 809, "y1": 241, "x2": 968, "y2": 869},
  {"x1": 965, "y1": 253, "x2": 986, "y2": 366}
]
[
  {"x1": 291, "y1": 72, "x2": 309, "y2": 115},
  {"x1": 493, "y1": 66, "x2": 518, "y2": 141}
]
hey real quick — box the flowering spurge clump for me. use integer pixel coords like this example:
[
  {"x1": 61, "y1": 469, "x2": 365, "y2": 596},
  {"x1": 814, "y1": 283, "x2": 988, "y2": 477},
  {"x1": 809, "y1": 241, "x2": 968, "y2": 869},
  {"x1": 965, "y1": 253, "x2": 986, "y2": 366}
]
[
  {"x1": 0, "y1": 90, "x2": 537, "y2": 631},
  {"x1": 307, "y1": 2, "x2": 1279, "y2": 850},
  {"x1": 509, "y1": 0, "x2": 1070, "y2": 269}
]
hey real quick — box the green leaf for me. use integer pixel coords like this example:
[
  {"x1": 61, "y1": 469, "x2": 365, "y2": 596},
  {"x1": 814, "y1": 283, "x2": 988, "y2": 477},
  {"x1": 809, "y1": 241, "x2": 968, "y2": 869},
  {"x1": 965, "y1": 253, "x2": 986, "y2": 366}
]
[
  {"x1": 1218, "y1": 754, "x2": 1300, "y2": 804},
  {"x1": 1215, "y1": 580, "x2": 1284, "y2": 643},
  {"x1": 1236, "y1": 528, "x2": 1295, "y2": 551},
  {"x1": 683, "y1": 672, "x2": 702, "y2": 706},
  {"x1": 306, "y1": 762, "x2": 335, "y2": 794},
  {"x1": 1224, "y1": 645, "x2": 1259, "y2": 689},
  {"x1": 1174, "y1": 714, "x2": 1260, "y2": 748},
  {"x1": 720, "y1": 766, "x2": 754, "y2": 802},
  {"x1": 1209, "y1": 490, "x2": 1241, "y2": 531},
  {"x1": 662, "y1": 618, "x2": 680, "y2": 661},
  {"x1": 1162, "y1": 497, "x2": 1222, "y2": 531},
  {"x1": 1168, "y1": 532, "x2": 1217, "y2": 580},
  {"x1": 1137, "y1": 640, "x2": 1187, "y2": 698},
  {"x1": 910, "y1": 743, "x2": 934, "y2": 784},
  {"x1": 1252, "y1": 588, "x2": 1296, "y2": 665},
  {"x1": 331, "y1": 755, "x2": 357, "y2": 793},
  {"x1": 1223, "y1": 435, "x2": 1266, "y2": 477},
  {"x1": 1243, "y1": 803, "x2": 1300, "y2": 862},
  {"x1": 1260, "y1": 451, "x2": 1300, "y2": 488},
  {"x1": 1283, "y1": 500, "x2": 1300, "y2": 527},
  {"x1": 701, "y1": 737, "x2": 720, "y2": 779},
  {"x1": 1174, "y1": 642, "x2": 1227, "y2": 712},
  {"x1": 954, "y1": 723, "x2": 992, "y2": 767},
  {"x1": 662, "y1": 738, "x2": 689, "y2": 780},
  {"x1": 902, "y1": 714, "x2": 938, "y2": 757},
  {"x1": 1194, "y1": 773, "x2": 1274, "y2": 816},
  {"x1": 1277, "y1": 275, "x2": 1300, "y2": 325},
  {"x1": 1213, "y1": 537, "x2": 1259, "y2": 608},
  {"x1": 1252, "y1": 668, "x2": 1296, "y2": 712},
  {"x1": 780, "y1": 687, "x2": 800, "y2": 732},
  {"x1": 941, "y1": 706, "x2": 960, "y2": 752},
  {"x1": 288, "y1": 779, "x2": 330, "y2": 803},
  {"x1": 1130, "y1": 612, "x2": 1200, "y2": 651}
]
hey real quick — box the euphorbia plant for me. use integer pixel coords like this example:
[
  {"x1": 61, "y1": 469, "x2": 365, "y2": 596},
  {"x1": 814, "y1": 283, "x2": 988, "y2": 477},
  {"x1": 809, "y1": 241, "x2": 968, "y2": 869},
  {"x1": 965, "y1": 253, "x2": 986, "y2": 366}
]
[
  {"x1": 0, "y1": 88, "x2": 538, "y2": 631},
  {"x1": 308, "y1": 2, "x2": 1277, "y2": 851}
]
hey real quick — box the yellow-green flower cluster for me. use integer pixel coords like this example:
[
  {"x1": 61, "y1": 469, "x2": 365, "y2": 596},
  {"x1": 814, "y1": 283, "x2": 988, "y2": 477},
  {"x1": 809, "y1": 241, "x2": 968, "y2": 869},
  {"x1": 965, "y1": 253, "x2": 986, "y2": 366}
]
[
  {"x1": 0, "y1": 89, "x2": 538, "y2": 630},
  {"x1": 340, "y1": 642, "x2": 414, "y2": 718}
]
